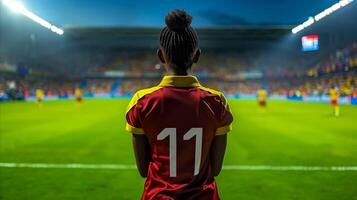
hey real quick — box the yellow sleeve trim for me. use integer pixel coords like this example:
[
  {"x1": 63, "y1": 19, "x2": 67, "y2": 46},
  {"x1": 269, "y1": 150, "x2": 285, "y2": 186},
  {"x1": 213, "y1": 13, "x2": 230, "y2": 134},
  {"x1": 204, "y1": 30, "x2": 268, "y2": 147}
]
[
  {"x1": 125, "y1": 123, "x2": 145, "y2": 135},
  {"x1": 216, "y1": 124, "x2": 232, "y2": 135},
  {"x1": 126, "y1": 86, "x2": 163, "y2": 113}
]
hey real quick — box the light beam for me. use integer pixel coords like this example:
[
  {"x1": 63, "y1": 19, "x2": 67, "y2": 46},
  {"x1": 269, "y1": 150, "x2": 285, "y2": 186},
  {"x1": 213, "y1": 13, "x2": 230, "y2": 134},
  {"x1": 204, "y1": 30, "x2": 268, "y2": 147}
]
[
  {"x1": 1, "y1": 0, "x2": 64, "y2": 35},
  {"x1": 292, "y1": 0, "x2": 354, "y2": 34}
]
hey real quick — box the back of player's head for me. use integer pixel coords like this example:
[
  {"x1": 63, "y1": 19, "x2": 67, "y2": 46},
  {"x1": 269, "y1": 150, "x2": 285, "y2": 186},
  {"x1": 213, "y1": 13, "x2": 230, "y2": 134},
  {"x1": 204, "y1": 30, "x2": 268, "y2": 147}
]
[{"x1": 159, "y1": 9, "x2": 200, "y2": 72}]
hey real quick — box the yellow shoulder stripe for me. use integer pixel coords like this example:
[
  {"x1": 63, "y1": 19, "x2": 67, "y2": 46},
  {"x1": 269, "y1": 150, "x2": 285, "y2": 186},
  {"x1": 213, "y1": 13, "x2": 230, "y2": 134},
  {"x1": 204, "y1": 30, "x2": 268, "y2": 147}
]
[
  {"x1": 126, "y1": 86, "x2": 162, "y2": 113},
  {"x1": 198, "y1": 86, "x2": 233, "y2": 135},
  {"x1": 197, "y1": 86, "x2": 229, "y2": 110}
]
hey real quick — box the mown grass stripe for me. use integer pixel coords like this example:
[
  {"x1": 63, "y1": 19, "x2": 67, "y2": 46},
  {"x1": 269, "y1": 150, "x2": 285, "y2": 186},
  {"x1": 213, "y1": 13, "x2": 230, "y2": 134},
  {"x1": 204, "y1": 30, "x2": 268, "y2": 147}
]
[{"x1": 1, "y1": 162, "x2": 357, "y2": 171}]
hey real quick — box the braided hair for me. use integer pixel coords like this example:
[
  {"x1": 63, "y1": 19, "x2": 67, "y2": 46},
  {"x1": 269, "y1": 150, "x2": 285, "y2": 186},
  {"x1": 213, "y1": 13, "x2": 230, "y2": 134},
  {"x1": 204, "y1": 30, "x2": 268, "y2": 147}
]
[{"x1": 159, "y1": 9, "x2": 199, "y2": 72}]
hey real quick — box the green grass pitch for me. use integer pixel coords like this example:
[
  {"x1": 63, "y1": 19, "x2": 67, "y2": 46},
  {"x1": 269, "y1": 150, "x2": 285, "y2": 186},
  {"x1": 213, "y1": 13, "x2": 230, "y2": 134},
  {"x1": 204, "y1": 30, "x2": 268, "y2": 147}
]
[{"x1": 0, "y1": 99, "x2": 357, "y2": 200}]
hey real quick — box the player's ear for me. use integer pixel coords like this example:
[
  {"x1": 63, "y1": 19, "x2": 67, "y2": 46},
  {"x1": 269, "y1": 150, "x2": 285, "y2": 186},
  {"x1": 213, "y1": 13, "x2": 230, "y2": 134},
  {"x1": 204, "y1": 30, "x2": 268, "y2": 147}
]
[
  {"x1": 193, "y1": 49, "x2": 201, "y2": 63},
  {"x1": 157, "y1": 49, "x2": 166, "y2": 64}
]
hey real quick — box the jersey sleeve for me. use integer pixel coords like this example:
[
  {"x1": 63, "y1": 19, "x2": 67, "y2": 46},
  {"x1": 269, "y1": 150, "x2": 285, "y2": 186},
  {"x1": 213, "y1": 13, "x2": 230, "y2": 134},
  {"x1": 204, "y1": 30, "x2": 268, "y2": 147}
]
[
  {"x1": 125, "y1": 93, "x2": 144, "y2": 135},
  {"x1": 125, "y1": 86, "x2": 163, "y2": 135},
  {"x1": 215, "y1": 94, "x2": 233, "y2": 135}
]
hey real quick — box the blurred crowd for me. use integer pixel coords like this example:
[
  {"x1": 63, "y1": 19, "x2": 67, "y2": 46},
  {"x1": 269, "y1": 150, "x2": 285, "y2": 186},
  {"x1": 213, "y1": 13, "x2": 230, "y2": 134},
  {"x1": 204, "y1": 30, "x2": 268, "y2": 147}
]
[
  {"x1": 1, "y1": 74, "x2": 356, "y2": 101},
  {"x1": 90, "y1": 50, "x2": 310, "y2": 79},
  {"x1": 1, "y1": 43, "x2": 357, "y2": 100}
]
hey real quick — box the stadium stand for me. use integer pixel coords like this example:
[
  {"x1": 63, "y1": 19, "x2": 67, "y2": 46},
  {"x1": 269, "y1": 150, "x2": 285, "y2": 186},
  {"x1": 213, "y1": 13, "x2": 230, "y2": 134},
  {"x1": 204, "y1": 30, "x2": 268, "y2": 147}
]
[
  {"x1": 1, "y1": 1, "x2": 357, "y2": 103},
  {"x1": 1, "y1": 42, "x2": 356, "y2": 102}
]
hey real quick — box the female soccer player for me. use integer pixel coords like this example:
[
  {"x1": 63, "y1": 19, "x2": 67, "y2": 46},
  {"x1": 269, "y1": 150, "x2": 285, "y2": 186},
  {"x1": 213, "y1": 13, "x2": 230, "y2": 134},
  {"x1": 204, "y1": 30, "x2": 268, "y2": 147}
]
[
  {"x1": 75, "y1": 88, "x2": 82, "y2": 103},
  {"x1": 257, "y1": 88, "x2": 267, "y2": 107},
  {"x1": 35, "y1": 88, "x2": 44, "y2": 105},
  {"x1": 330, "y1": 86, "x2": 339, "y2": 117},
  {"x1": 126, "y1": 9, "x2": 233, "y2": 200}
]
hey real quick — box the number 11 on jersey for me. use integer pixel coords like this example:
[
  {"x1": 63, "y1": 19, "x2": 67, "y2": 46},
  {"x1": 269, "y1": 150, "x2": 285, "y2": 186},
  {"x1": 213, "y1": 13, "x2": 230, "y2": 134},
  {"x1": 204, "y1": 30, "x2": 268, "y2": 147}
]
[{"x1": 157, "y1": 128, "x2": 203, "y2": 177}]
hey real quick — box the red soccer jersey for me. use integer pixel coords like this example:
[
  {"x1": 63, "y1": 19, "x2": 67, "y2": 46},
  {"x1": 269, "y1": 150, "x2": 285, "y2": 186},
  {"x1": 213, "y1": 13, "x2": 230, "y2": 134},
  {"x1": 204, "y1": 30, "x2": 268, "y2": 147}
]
[{"x1": 126, "y1": 76, "x2": 233, "y2": 200}]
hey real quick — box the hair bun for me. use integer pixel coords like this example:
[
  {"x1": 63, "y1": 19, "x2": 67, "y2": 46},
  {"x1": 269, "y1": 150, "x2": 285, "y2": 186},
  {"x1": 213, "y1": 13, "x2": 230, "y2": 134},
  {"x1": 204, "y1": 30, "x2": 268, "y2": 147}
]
[{"x1": 165, "y1": 9, "x2": 192, "y2": 32}]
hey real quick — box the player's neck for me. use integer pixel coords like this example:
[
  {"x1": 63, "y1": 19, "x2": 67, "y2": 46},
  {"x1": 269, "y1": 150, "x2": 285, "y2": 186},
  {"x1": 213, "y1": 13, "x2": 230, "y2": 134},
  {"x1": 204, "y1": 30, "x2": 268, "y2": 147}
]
[
  {"x1": 174, "y1": 72, "x2": 188, "y2": 76},
  {"x1": 166, "y1": 70, "x2": 190, "y2": 76}
]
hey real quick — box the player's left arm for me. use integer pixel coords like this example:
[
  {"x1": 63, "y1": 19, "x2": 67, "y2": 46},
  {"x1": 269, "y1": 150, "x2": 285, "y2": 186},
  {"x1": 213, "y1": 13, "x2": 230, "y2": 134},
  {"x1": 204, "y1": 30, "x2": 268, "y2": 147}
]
[
  {"x1": 210, "y1": 134, "x2": 227, "y2": 176},
  {"x1": 210, "y1": 93, "x2": 233, "y2": 176},
  {"x1": 132, "y1": 134, "x2": 151, "y2": 177}
]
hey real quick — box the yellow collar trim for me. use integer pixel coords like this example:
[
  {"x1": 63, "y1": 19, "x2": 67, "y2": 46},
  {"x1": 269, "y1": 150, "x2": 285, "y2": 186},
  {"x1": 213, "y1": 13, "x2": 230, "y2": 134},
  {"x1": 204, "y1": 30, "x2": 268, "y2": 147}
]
[{"x1": 158, "y1": 76, "x2": 201, "y2": 87}]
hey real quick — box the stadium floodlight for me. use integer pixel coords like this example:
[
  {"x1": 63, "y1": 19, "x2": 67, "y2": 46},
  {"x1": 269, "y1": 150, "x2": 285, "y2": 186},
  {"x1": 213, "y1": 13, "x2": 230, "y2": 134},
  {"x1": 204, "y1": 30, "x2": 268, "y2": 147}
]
[
  {"x1": 292, "y1": 0, "x2": 354, "y2": 34},
  {"x1": 1, "y1": 0, "x2": 64, "y2": 35},
  {"x1": 292, "y1": 17, "x2": 314, "y2": 34},
  {"x1": 1, "y1": 0, "x2": 24, "y2": 13}
]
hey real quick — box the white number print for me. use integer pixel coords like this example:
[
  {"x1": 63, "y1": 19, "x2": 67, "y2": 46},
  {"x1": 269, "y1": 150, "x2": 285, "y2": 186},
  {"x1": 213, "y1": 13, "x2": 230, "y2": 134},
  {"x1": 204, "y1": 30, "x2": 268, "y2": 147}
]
[
  {"x1": 157, "y1": 128, "x2": 177, "y2": 177},
  {"x1": 183, "y1": 128, "x2": 202, "y2": 176},
  {"x1": 157, "y1": 128, "x2": 203, "y2": 177}
]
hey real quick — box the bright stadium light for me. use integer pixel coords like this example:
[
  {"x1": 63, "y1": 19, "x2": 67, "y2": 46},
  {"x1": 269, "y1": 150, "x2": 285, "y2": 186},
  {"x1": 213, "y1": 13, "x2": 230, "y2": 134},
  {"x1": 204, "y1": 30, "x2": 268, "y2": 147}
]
[
  {"x1": 292, "y1": 0, "x2": 354, "y2": 34},
  {"x1": 1, "y1": 0, "x2": 64, "y2": 35},
  {"x1": 292, "y1": 17, "x2": 314, "y2": 34},
  {"x1": 1, "y1": 0, "x2": 25, "y2": 13}
]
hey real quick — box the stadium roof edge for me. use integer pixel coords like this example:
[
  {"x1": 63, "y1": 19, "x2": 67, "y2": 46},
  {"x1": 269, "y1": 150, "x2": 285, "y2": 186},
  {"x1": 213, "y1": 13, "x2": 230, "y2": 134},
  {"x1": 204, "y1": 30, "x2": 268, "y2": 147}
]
[
  {"x1": 63, "y1": 25, "x2": 295, "y2": 31},
  {"x1": 53, "y1": 25, "x2": 293, "y2": 50}
]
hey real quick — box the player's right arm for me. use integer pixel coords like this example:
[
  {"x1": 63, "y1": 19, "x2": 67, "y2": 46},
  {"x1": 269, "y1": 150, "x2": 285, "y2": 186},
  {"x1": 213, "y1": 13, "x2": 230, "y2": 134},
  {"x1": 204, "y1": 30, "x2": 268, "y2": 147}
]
[
  {"x1": 126, "y1": 90, "x2": 156, "y2": 178},
  {"x1": 132, "y1": 134, "x2": 150, "y2": 177}
]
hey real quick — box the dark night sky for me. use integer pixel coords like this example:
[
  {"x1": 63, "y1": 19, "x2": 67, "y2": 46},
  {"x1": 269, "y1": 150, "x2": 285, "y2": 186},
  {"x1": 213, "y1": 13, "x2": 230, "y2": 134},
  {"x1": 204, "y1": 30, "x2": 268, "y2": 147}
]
[{"x1": 5, "y1": 0, "x2": 341, "y2": 27}]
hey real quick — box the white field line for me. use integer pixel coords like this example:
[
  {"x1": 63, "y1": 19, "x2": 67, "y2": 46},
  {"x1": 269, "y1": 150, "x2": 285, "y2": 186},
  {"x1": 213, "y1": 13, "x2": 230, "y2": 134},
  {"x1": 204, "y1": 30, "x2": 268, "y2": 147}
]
[{"x1": 0, "y1": 162, "x2": 357, "y2": 171}]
